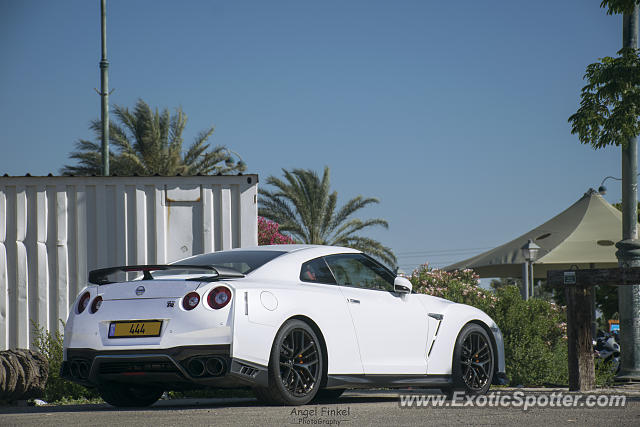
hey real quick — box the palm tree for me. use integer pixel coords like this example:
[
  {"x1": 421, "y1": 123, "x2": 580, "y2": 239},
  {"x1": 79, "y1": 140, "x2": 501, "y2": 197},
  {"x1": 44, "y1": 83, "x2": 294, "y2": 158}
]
[
  {"x1": 259, "y1": 167, "x2": 397, "y2": 267},
  {"x1": 61, "y1": 99, "x2": 246, "y2": 176}
]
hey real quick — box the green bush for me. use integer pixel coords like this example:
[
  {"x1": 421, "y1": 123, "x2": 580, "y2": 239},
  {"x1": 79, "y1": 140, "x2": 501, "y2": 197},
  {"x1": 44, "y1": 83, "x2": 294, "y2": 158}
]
[
  {"x1": 31, "y1": 321, "x2": 98, "y2": 403},
  {"x1": 410, "y1": 265, "x2": 568, "y2": 386},
  {"x1": 489, "y1": 286, "x2": 568, "y2": 386},
  {"x1": 594, "y1": 357, "x2": 618, "y2": 387}
]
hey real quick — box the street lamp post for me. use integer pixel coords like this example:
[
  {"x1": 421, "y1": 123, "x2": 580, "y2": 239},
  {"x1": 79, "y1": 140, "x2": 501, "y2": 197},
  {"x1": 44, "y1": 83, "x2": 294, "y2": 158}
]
[
  {"x1": 99, "y1": 0, "x2": 109, "y2": 176},
  {"x1": 598, "y1": 174, "x2": 640, "y2": 196},
  {"x1": 522, "y1": 239, "x2": 540, "y2": 300},
  {"x1": 616, "y1": 5, "x2": 640, "y2": 382}
]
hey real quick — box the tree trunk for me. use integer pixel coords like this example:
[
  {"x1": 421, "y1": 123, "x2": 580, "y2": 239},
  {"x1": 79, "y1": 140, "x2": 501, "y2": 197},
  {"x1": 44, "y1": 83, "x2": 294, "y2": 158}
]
[
  {"x1": 566, "y1": 285, "x2": 595, "y2": 391},
  {"x1": 0, "y1": 349, "x2": 49, "y2": 401}
]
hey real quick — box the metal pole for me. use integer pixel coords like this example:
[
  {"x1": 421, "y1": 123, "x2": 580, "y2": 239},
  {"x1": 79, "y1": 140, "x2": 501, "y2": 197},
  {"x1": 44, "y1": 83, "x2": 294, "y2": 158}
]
[
  {"x1": 100, "y1": 0, "x2": 110, "y2": 176},
  {"x1": 530, "y1": 263, "x2": 535, "y2": 298},
  {"x1": 590, "y1": 263, "x2": 597, "y2": 339},
  {"x1": 523, "y1": 261, "x2": 529, "y2": 301},
  {"x1": 616, "y1": 4, "x2": 640, "y2": 382}
]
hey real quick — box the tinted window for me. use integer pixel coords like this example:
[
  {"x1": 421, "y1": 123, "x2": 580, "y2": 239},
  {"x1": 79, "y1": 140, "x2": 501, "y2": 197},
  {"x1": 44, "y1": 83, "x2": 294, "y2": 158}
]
[
  {"x1": 324, "y1": 253, "x2": 394, "y2": 291},
  {"x1": 300, "y1": 257, "x2": 337, "y2": 284},
  {"x1": 168, "y1": 250, "x2": 286, "y2": 275}
]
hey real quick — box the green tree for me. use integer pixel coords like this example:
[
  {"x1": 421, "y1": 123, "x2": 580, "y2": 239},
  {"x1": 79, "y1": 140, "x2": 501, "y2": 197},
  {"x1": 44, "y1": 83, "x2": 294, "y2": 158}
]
[
  {"x1": 259, "y1": 167, "x2": 397, "y2": 267},
  {"x1": 569, "y1": 1, "x2": 640, "y2": 147},
  {"x1": 600, "y1": 0, "x2": 640, "y2": 15},
  {"x1": 62, "y1": 99, "x2": 246, "y2": 176},
  {"x1": 568, "y1": 46, "x2": 640, "y2": 148}
]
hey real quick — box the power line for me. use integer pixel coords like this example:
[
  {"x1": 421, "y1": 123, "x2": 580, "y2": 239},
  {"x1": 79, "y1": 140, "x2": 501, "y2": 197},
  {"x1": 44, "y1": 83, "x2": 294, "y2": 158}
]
[
  {"x1": 397, "y1": 251, "x2": 483, "y2": 260},
  {"x1": 397, "y1": 260, "x2": 461, "y2": 270},
  {"x1": 395, "y1": 247, "x2": 491, "y2": 256}
]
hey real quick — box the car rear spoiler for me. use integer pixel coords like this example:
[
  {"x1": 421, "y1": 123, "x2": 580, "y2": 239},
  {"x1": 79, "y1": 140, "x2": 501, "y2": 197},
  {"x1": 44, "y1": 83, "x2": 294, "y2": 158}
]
[{"x1": 88, "y1": 264, "x2": 245, "y2": 285}]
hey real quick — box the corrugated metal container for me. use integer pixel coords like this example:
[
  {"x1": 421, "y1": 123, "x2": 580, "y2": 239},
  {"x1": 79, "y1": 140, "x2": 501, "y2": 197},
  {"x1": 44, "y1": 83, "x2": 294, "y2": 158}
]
[{"x1": 0, "y1": 175, "x2": 258, "y2": 350}]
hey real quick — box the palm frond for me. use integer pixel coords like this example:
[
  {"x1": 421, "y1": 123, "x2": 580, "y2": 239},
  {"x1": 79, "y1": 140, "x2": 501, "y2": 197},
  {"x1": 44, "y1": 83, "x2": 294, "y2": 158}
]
[
  {"x1": 342, "y1": 236, "x2": 397, "y2": 269},
  {"x1": 329, "y1": 196, "x2": 380, "y2": 233},
  {"x1": 63, "y1": 99, "x2": 246, "y2": 176},
  {"x1": 259, "y1": 167, "x2": 396, "y2": 261},
  {"x1": 330, "y1": 218, "x2": 389, "y2": 245}
]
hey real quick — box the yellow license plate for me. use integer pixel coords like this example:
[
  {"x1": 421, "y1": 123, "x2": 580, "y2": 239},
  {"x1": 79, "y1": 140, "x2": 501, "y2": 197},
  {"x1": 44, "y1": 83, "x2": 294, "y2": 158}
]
[{"x1": 108, "y1": 320, "x2": 162, "y2": 338}]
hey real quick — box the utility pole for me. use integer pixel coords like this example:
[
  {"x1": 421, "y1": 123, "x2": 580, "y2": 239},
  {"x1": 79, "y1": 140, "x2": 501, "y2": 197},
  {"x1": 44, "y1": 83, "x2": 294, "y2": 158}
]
[
  {"x1": 99, "y1": 0, "x2": 110, "y2": 176},
  {"x1": 616, "y1": 3, "x2": 640, "y2": 382}
]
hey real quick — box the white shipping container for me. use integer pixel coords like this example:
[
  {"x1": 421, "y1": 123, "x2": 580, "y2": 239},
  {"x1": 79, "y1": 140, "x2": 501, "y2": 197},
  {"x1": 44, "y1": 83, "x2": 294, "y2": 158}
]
[{"x1": 0, "y1": 175, "x2": 258, "y2": 350}]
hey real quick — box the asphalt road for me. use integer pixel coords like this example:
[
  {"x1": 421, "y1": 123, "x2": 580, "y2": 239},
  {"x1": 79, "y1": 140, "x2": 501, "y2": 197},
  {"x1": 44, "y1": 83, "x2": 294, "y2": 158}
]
[{"x1": 1, "y1": 390, "x2": 639, "y2": 427}]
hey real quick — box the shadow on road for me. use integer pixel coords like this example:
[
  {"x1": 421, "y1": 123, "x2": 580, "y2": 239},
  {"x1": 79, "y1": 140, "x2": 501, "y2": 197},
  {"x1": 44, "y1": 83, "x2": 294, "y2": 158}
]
[{"x1": 0, "y1": 392, "x2": 402, "y2": 415}]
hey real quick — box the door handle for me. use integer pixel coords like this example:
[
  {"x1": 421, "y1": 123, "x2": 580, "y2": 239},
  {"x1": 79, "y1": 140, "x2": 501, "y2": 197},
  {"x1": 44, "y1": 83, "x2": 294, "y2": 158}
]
[{"x1": 347, "y1": 298, "x2": 360, "y2": 304}]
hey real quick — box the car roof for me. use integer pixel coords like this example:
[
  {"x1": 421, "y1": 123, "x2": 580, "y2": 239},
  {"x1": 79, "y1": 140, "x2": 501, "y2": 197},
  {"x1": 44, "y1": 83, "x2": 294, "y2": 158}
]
[
  {"x1": 221, "y1": 244, "x2": 360, "y2": 255},
  {"x1": 243, "y1": 245, "x2": 363, "y2": 281}
]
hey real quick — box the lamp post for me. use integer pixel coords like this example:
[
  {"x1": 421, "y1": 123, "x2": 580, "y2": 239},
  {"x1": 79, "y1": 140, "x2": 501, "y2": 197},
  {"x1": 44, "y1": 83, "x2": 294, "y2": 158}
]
[
  {"x1": 596, "y1": 170, "x2": 640, "y2": 380},
  {"x1": 99, "y1": 0, "x2": 110, "y2": 176},
  {"x1": 522, "y1": 239, "x2": 540, "y2": 300},
  {"x1": 598, "y1": 176, "x2": 622, "y2": 195},
  {"x1": 598, "y1": 174, "x2": 640, "y2": 196}
]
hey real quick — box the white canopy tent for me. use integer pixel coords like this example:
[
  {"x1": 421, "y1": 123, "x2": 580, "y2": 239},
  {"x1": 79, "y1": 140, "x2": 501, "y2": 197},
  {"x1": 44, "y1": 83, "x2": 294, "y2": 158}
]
[{"x1": 444, "y1": 189, "x2": 626, "y2": 279}]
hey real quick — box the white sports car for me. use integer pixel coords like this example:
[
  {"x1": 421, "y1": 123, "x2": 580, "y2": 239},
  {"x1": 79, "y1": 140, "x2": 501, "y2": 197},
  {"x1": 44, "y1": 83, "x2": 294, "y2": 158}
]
[{"x1": 62, "y1": 245, "x2": 506, "y2": 406}]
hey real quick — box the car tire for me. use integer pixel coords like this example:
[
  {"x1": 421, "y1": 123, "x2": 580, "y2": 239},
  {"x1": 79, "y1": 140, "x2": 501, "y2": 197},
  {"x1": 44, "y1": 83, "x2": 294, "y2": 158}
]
[
  {"x1": 98, "y1": 383, "x2": 164, "y2": 407},
  {"x1": 450, "y1": 323, "x2": 494, "y2": 396},
  {"x1": 254, "y1": 319, "x2": 323, "y2": 406}
]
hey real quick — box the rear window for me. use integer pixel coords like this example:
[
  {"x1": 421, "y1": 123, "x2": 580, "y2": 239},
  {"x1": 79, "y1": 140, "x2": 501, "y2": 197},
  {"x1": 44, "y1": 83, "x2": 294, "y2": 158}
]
[
  {"x1": 169, "y1": 250, "x2": 287, "y2": 275},
  {"x1": 300, "y1": 257, "x2": 337, "y2": 284}
]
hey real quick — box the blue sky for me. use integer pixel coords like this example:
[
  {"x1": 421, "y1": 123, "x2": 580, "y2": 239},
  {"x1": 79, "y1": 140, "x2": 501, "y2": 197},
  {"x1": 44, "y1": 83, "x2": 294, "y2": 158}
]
[{"x1": 0, "y1": 0, "x2": 628, "y2": 272}]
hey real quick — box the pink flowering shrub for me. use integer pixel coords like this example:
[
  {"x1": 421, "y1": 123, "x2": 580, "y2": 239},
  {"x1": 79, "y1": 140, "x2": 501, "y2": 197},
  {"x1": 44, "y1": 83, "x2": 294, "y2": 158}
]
[
  {"x1": 410, "y1": 265, "x2": 497, "y2": 313},
  {"x1": 410, "y1": 264, "x2": 570, "y2": 386},
  {"x1": 258, "y1": 217, "x2": 295, "y2": 245}
]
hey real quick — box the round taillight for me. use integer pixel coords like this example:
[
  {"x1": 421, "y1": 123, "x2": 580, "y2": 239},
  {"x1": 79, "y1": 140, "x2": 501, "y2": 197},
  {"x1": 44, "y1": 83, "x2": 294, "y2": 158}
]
[
  {"x1": 207, "y1": 287, "x2": 232, "y2": 310},
  {"x1": 90, "y1": 296, "x2": 103, "y2": 314},
  {"x1": 183, "y1": 292, "x2": 200, "y2": 310},
  {"x1": 77, "y1": 292, "x2": 91, "y2": 314}
]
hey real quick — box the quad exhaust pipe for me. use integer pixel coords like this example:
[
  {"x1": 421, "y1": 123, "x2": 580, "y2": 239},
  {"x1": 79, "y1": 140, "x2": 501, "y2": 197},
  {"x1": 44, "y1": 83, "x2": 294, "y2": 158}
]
[
  {"x1": 187, "y1": 357, "x2": 226, "y2": 377},
  {"x1": 188, "y1": 358, "x2": 206, "y2": 377},
  {"x1": 205, "y1": 357, "x2": 225, "y2": 376}
]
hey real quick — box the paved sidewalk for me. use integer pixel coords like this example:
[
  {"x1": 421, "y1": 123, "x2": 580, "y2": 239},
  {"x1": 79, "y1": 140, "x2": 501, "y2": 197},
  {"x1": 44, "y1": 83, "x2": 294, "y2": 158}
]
[{"x1": 345, "y1": 384, "x2": 640, "y2": 397}]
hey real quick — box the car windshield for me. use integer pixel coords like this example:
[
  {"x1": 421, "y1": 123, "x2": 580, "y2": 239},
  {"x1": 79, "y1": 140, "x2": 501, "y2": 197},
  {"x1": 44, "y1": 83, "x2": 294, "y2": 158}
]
[{"x1": 166, "y1": 250, "x2": 287, "y2": 275}]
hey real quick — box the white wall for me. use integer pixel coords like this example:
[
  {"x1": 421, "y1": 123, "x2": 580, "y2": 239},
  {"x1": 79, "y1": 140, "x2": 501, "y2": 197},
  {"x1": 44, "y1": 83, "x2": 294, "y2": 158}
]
[{"x1": 0, "y1": 175, "x2": 258, "y2": 350}]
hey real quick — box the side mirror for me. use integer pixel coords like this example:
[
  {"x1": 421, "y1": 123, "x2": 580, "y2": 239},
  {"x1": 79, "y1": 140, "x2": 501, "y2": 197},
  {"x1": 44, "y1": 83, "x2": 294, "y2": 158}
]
[{"x1": 394, "y1": 276, "x2": 412, "y2": 294}]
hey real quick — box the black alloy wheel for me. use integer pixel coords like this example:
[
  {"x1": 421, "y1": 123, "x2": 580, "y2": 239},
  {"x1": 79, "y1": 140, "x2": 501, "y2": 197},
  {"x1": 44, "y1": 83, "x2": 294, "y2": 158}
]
[
  {"x1": 460, "y1": 330, "x2": 493, "y2": 391},
  {"x1": 254, "y1": 319, "x2": 323, "y2": 405},
  {"x1": 448, "y1": 323, "x2": 494, "y2": 396},
  {"x1": 279, "y1": 328, "x2": 320, "y2": 397}
]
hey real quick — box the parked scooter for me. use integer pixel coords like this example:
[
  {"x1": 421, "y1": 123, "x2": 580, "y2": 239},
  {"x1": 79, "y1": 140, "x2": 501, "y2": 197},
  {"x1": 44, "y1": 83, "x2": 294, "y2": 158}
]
[{"x1": 593, "y1": 330, "x2": 621, "y2": 374}]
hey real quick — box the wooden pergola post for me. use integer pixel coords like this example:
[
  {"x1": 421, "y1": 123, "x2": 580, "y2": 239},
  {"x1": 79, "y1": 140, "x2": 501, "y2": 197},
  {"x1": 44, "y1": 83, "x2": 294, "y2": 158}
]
[
  {"x1": 564, "y1": 282, "x2": 595, "y2": 391},
  {"x1": 548, "y1": 268, "x2": 640, "y2": 391}
]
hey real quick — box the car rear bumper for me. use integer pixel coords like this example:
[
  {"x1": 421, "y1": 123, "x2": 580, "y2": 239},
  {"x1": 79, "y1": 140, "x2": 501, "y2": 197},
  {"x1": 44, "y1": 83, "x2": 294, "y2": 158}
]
[{"x1": 61, "y1": 345, "x2": 268, "y2": 389}]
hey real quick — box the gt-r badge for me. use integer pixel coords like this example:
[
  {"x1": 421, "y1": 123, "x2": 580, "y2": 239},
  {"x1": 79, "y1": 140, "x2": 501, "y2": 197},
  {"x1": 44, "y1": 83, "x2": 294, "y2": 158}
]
[
  {"x1": 135, "y1": 286, "x2": 145, "y2": 296},
  {"x1": 167, "y1": 301, "x2": 175, "y2": 308}
]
